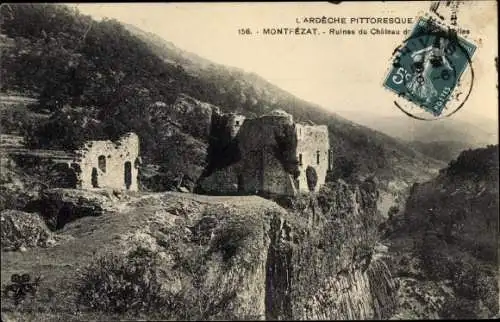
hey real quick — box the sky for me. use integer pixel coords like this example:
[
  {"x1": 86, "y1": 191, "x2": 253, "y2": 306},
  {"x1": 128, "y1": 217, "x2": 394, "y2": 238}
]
[{"x1": 71, "y1": 2, "x2": 498, "y2": 123}]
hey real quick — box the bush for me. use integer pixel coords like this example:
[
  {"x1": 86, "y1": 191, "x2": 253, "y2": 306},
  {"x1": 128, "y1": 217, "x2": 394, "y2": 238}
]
[
  {"x1": 0, "y1": 210, "x2": 53, "y2": 251},
  {"x1": 0, "y1": 104, "x2": 30, "y2": 134},
  {"x1": 209, "y1": 220, "x2": 254, "y2": 263},
  {"x1": 23, "y1": 106, "x2": 105, "y2": 150},
  {"x1": 440, "y1": 297, "x2": 481, "y2": 319},
  {"x1": 76, "y1": 247, "x2": 176, "y2": 315},
  {"x1": 388, "y1": 205, "x2": 399, "y2": 219}
]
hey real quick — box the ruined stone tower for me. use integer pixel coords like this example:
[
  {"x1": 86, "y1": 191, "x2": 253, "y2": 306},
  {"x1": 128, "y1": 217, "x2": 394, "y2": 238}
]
[{"x1": 199, "y1": 110, "x2": 331, "y2": 196}]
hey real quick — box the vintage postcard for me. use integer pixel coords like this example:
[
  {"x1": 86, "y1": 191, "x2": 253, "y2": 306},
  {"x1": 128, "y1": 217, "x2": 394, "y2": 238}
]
[{"x1": 0, "y1": 2, "x2": 498, "y2": 321}]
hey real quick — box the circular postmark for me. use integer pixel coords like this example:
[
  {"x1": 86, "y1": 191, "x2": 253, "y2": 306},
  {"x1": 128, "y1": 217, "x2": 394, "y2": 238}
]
[{"x1": 385, "y1": 17, "x2": 476, "y2": 121}]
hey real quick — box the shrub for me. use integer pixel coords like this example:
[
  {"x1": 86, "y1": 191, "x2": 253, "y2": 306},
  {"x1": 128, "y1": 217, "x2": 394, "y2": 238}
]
[
  {"x1": 209, "y1": 220, "x2": 254, "y2": 263},
  {"x1": 0, "y1": 210, "x2": 53, "y2": 251},
  {"x1": 76, "y1": 247, "x2": 176, "y2": 315},
  {"x1": 440, "y1": 297, "x2": 480, "y2": 319},
  {"x1": 388, "y1": 205, "x2": 399, "y2": 219}
]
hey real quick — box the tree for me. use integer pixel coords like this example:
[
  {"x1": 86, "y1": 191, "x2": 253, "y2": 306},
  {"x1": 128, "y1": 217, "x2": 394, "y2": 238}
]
[{"x1": 24, "y1": 105, "x2": 104, "y2": 150}]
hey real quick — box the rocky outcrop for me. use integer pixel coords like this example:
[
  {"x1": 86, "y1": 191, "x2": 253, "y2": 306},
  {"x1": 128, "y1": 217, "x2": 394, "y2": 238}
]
[
  {"x1": 100, "y1": 179, "x2": 395, "y2": 320},
  {"x1": 266, "y1": 179, "x2": 396, "y2": 320},
  {"x1": 0, "y1": 154, "x2": 46, "y2": 211},
  {"x1": 384, "y1": 145, "x2": 499, "y2": 319},
  {"x1": 165, "y1": 94, "x2": 218, "y2": 142},
  {"x1": 141, "y1": 101, "x2": 211, "y2": 192},
  {"x1": 1, "y1": 179, "x2": 397, "y2": 320},
  {"x1": 31, "y1": 188, "x2": 117, "y2": 230},
  {"x1": 299, "y1": 258, "x2": 396, "y2": 319},
  {"x1": 0, "y1": 209, "x2": 54, "y2": 251}
]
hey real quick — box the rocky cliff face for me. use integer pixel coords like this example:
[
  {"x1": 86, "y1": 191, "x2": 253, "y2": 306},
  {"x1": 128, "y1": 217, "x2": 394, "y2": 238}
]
[
  {"x1": 0, "y1": 209, "x2": 55, "y2": 251},
  {"x1": 138, "y1": 179, "x2": 397, "y2": 320},
  {"x1": 383, "y1": 145, "x2": 499, "y2": 319},
  {"x1": 279, "y1": 179, "x2": 396, "y2": 320},
  {"x1": 1, "y1": 179, "x2": 396, "y2": 320},
  {"x1": 139, "y1": 94, "x2": 217, "y2": 192}
]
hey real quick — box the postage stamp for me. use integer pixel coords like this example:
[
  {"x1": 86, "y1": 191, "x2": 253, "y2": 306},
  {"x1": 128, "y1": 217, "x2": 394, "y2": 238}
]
[{"x1": 383, "y1": 16, "x2": 476, "y2": 118}]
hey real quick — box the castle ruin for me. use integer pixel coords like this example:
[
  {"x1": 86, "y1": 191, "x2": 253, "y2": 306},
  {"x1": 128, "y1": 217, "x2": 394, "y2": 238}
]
[
  {"x1": 46, "y1": 132, "x2": 141, "y2": 191},
  {"x1": 199, "y1": 110, "x2": 331, "y2": 196},
  {"x1": 74, "y1": 132, "x2": 141, "y2": 191}
]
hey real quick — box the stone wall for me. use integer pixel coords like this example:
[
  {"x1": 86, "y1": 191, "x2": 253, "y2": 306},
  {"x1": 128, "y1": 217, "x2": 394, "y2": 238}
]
[
  {"x1": 199, "y1": 110, "x2": 327, "y2": 196},
  {"x1": 197, "y1": 164, "x2": 240, "y2": 194},
  {"x1": 234, "y1": 112, "x2": 296, "y2": 195},
  {"x1": 75, "y1": 132, "x2": 140, "y2": 191},
  {"x1": 295, "y1": 124, "x2": 330, "y2": 192},
  {"x1": 262, "y1": 146, "x2": 297, "y2": 195}
]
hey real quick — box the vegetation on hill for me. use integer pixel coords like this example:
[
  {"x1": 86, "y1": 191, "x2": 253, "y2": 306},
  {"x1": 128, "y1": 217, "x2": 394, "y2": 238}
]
[
  {"x1": 408, "y1": 140, "x2": 474, "y2": 163},
  {"x1": 385, "y1": 145, "x2": 499, "y2": 319},
  {"x1": 1, "y1": 4, "x2": 441, "y2": 192},
  {"x1": 445, "y1": 145, "x2": 499, "y2": 179}
]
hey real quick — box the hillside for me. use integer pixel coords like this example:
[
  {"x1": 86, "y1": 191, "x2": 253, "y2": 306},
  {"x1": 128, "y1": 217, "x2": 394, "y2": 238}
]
[
  {"x1": 0, "y1": 4, "x2": 443, "y2": 206},
  {"x1": 408, "y1": 140, "x2": 476, "y2": 163},
  {"x1": 1, "y1": 180, "x2": 396, "y2": 321},
  {"x1": 1, "y1": 5, "x2": 497, "y2": 321},
  {"x1": 335, "y1": 110, "x2": 497, "y2": 149},
  {"x1": 383, "y1": 145, "x2": 499, "y2": 319}
]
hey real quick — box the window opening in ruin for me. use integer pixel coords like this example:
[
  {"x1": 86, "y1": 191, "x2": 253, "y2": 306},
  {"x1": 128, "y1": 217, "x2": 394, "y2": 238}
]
[
  {"x1": 98, "y1": 155, "x2": 106, "y2": 173},
  {"x1": 299, "y1": 153, "x2": 303, "y2": 166},
  {"x1": 124, "y1": 161, "x2": 132, "y2": 190},
  {"x1": 328, "y1": 149, "x2": 332, "y2": 170},
  {"x1": 235, "y1": 121, "x2": 240, "y2": 126},
  {"x1": 237, "y1": 174, "x2": 244, "y2": 193},
  {"x1": 306, "y1": 166, "x2": 318, "y2": 192},
  {"x1": 91, "y1": 167, "x2": 98, "y2": 188},
  {"x1": 67, "y1": 168, "x2": 77, "y2": 189},
  {"x1": 316, "y1": 151, "x2": 320, "y2": 165}
]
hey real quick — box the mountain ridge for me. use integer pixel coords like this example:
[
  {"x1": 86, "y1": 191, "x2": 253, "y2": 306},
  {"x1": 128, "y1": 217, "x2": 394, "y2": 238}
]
[{"x1": 335, "y1": 110, "x2": 498, "y2": 147}]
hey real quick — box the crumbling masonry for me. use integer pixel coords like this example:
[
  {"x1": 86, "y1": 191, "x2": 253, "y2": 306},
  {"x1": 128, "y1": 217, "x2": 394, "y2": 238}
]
[
  {"x1": 54, "y1": 132, "x2": 141, "y2": 191},
  {"x1": 199, "y1": 110, "x2": 332, "y2": 196}
]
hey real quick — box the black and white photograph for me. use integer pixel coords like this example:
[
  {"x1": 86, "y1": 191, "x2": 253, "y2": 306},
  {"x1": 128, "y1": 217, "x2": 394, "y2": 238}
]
[{"x1": 0, "y1": 2, "x2": 498, "y2": 320}]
